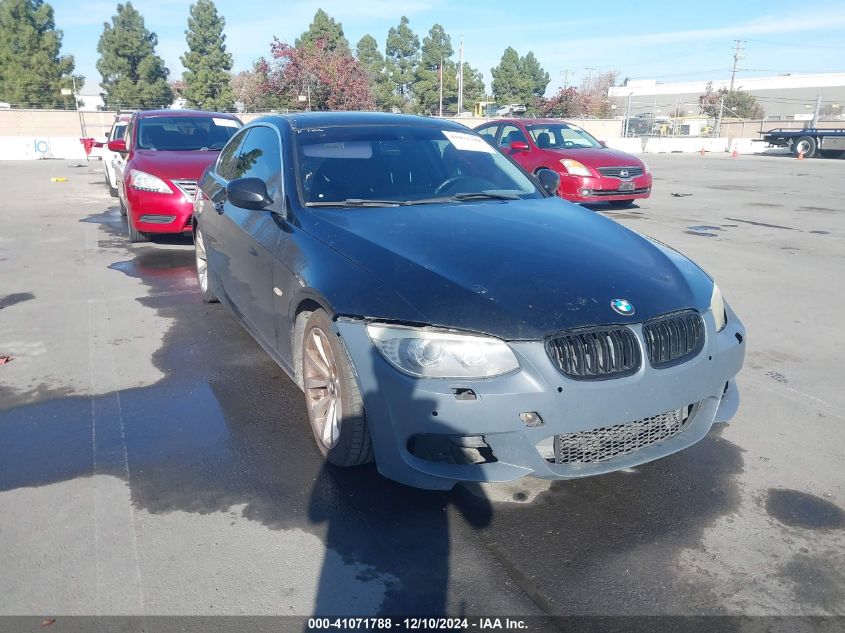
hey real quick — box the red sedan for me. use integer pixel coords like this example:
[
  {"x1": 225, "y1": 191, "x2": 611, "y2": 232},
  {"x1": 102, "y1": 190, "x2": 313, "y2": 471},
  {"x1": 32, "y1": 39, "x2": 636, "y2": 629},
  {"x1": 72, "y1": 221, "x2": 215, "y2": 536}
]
[
  {"x1": 108, "y1": 110, "x2": 242, "y2": 242},
  {"x1": 475, "y1": 118, "x2": 652, "y2": 205}
]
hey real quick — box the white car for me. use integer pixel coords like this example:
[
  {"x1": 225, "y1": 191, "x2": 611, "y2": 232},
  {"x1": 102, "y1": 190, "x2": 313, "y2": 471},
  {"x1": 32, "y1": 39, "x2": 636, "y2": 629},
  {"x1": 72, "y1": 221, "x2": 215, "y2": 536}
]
[{"x1": 103, "y1": 114, "x2": 131, "y2": 197}]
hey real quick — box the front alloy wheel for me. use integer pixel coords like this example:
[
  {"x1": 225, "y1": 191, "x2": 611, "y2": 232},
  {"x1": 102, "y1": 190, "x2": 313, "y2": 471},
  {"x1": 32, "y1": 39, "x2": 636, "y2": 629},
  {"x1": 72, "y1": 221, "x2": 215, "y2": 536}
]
[
  {"x1": 194, "y1": 227, "x2": 218, "y2": 303},
  {"x1": 302, "y1": 310, "x2": 373, "y2": 467}
]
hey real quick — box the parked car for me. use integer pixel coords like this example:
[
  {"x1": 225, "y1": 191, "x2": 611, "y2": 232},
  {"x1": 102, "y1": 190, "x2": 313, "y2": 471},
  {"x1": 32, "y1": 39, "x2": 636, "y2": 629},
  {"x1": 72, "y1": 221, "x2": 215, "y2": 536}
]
[
  {"x1": 476, "y1": 118, "x2": 653, "y2": 205},
  {"x1": 193, "y1": 112, "x2": 745, "y2": 490},
  {"x1": 108, "y1": 109, "x2": 242, "y2": 242},
  {"x1": 494, "y1": 104, "x2": 527, "y2": 116},
  {"x1": 102, "y1": 113, "x2": 131, "y2": 197}
]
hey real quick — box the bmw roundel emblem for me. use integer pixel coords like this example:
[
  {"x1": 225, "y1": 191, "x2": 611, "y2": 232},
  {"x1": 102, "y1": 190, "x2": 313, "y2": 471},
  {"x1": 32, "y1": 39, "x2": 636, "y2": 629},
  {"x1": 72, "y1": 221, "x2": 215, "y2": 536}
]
[{"x1": 611, "y1": 299, "x2": 635, "y2": 316}]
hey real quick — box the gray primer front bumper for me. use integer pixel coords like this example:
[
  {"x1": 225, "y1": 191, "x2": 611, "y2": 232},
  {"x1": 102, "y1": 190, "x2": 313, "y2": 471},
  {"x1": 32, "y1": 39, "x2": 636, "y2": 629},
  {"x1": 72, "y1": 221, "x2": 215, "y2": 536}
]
[{"x1": 335, "y1": 306, "x2": 745, "y2": 490}]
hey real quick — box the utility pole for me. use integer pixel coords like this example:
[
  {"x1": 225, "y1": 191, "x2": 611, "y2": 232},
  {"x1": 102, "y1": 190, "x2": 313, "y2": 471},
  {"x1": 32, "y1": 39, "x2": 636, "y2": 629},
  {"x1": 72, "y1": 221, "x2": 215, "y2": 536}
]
[
  {"x1": 560, "y1": 69, "x2": 573, "y2": 89},
  {"x1": 584, "y1": 66, "x2": 596, "y2": 88},
  {"x1": 71, "y1": 76, "x2": 86, "y2": 137},
  {"x1": 715, "y1": 96, "x2": 725, "y2": 138},
  {"x1": 457, "y1": 38, "x2": 464, "y2": 114},
  {"x1": 729, "y1": 40, "x2": 745, "y2": 92},
  {"x1": 438, "y1": 58, "x2": 443, "y2": 117},
  {"x1": 623, "y1": 92, "x2": 633, "y2": 137},
  {"x1": 810, "y1": 93, "x2": 822, "y2": 128}
]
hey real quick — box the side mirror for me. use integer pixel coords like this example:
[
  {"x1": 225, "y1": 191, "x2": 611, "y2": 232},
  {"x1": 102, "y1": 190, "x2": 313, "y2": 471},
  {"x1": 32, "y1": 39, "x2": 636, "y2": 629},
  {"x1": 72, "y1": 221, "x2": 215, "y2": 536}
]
[
  {"x1": 107, "y1": 139, "x2": 127, "y2": 153},
  {"x1": 535, "y1": 168, "x2": 561, "y2": 196},
  {"x1": 598, "y1": 140, "x2": 608, "y2": 148},
  {"x1": 226, "y1": 177, "x2": 273, "y2": 210},
  {"x1": 510, "y1": 141, "x2": 530, "y2": 152}
]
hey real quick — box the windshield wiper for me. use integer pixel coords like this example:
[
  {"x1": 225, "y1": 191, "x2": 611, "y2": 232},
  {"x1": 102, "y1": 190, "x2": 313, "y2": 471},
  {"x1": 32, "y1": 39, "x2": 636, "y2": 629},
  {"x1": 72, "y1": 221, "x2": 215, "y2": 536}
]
[
  {"x1": 305, "y1": 199, "x2": 405, "y2": 208},
  {"x1": 407, "y1": 192, "x2": 521, "y2": 205}
]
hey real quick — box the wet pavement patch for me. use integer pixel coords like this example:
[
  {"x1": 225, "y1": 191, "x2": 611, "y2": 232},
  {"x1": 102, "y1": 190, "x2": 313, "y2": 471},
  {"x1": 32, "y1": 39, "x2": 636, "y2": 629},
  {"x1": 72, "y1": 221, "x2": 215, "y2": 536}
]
[
  {"x1": 0, "y1": 292, "x2": 35, "y2": 310},
  {"x1": 778, "y1": 553, "x2": 845, "y2": 612},
  {"x1": 686, "y1": 225, "x2": 722, "y2": 237},
  {"x1": 766, "y1": 489, "x2": 845, "y2": 530},
  {"x1": 810, "y1": 230, "x2": 831, "y2": 235}
]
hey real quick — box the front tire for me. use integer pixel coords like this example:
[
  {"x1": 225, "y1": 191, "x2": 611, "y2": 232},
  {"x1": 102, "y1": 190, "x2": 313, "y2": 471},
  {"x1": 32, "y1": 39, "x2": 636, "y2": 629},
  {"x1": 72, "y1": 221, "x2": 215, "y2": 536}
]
[
  {"x1": 302, "y1": 309, "x2": 373, "y2": 467},
  {"x1": 126, "y1": 206, "x2": 149, "y2": 243},
  {"x1": 194, "y1": 226, "x2": 218, "y2": 303},
  {"x1": 793, "y1": 136, "x2": 817, "y2": 157}
]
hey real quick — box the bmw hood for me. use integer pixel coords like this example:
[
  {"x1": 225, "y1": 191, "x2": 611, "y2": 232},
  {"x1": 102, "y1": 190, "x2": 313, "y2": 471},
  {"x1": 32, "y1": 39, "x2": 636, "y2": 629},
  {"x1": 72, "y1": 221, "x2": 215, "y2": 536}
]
[{"x1": 305, "y1": 198, "x2": 714, "y2": 340}]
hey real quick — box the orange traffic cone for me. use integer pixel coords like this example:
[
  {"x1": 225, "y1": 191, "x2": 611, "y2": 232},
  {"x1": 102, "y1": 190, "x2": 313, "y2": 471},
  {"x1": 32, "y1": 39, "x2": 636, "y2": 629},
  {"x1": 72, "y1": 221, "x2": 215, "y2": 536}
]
[
  {"x1": 732, "y1": 148, "x2": 738, "y2": 158},
  {"x1": 797, "y1": 150, "x2": 805, "y2": 160}
]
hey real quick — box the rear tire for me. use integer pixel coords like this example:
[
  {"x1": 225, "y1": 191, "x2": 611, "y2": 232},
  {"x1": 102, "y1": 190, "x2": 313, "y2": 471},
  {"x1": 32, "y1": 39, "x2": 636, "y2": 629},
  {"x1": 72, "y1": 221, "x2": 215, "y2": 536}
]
[
  {"x1": 118, "y1": 198, "x2": 127, "y2": 217},
  {"x1": 793, "y1": 136, "x2": 817, "y2": 157},
  {"x1": 126, "y1": 206, "x2": 149, "y2": 243},
  {"x1": 302, "y1": 309, "x2": 373, "y2": 467}
]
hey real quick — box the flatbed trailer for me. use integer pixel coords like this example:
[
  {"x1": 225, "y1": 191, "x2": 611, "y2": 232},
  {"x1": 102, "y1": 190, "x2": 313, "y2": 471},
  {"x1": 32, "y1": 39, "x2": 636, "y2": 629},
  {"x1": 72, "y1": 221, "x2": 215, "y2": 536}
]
[{"x1": 760, "y1": 128, "x2": 845, "y2": 158}]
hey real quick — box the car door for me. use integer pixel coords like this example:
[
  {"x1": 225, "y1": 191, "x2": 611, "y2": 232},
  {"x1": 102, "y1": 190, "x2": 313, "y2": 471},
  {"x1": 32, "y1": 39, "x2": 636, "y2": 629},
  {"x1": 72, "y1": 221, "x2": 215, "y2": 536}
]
[
  {"x1": 212, "y1": 125, "x2": 285, "y2": 349},
  {"x1": 498, "y1": 123, "x2": 537, "y2": 172}
]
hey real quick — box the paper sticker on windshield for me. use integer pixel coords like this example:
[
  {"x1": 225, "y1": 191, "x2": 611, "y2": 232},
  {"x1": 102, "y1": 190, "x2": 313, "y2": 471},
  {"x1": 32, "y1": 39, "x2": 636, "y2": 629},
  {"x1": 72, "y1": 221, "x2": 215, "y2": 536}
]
[
  {"x1": 213, "y1": 117, "x2": 240, "y2": 128},
  {"x1": 443, "y1": 131, "x2": 496, "y2": 153}
]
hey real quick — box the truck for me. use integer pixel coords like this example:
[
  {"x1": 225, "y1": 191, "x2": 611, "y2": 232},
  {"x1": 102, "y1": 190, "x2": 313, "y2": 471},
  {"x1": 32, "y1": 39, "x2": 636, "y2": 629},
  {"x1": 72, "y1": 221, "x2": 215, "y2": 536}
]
[{"x1": 760, "y1": 128, "x2": 845, "y2": 158}]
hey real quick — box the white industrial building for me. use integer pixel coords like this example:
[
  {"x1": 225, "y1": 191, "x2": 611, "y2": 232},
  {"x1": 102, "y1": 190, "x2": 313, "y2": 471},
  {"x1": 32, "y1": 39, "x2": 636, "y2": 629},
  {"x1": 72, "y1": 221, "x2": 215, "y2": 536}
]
[{"x1": 609, "y1": 72, "x2": 845, "y2": 120}]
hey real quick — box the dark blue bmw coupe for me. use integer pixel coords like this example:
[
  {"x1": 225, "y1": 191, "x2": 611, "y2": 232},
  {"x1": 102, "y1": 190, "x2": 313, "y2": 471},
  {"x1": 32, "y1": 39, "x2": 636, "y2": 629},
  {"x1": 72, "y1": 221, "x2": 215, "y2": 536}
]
[{"x1": 193, "y1": 112, "x2": 745, "y2": 490}]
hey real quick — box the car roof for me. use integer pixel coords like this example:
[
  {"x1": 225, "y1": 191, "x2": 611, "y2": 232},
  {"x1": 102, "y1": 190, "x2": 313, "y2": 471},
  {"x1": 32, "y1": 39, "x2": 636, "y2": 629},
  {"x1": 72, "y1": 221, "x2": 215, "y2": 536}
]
[
  {"x1": 484, "y1": 118, "x2": 580, "y2": 126},
  {"x1": 133, "y1": 109, "x2": 240, "y2": 120},
  {"x1": 253, "y1": 111, "x2": 473, "y2": 132}
]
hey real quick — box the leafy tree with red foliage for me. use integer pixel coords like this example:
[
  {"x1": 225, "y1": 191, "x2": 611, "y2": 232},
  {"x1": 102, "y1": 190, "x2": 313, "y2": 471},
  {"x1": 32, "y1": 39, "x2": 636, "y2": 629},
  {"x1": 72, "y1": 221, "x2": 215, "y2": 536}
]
[
  {"x1": 540, "y1": 86, "x2": 580, "y2": 117},
  {"x1": 258, "y1": 38, "x2": 373, "y2": 111}
]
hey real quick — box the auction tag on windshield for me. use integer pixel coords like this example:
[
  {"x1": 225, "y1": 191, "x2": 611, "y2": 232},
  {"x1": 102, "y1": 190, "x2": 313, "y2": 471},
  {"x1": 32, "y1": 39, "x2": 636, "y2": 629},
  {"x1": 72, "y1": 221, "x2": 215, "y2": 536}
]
[
  {"x1": 443, "y1": 130, "x2": 496, "y2": 153},
  {"x1": 213, "y1": 117, "x2": 240, "y2": 128}
]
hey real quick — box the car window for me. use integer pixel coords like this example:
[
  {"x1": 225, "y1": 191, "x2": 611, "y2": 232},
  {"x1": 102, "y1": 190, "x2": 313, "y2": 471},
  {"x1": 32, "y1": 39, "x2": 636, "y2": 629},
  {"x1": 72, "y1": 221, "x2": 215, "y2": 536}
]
[
  {"x1": 526, "y1": 124, "x2": 601, "y2": 149},
  {"x1": 295, "y1": 124, "x2": 541, "y2": 205},
  {"x1": 229, "y1": 126, "x2": 283, "y2": 201},
  {"x1": 216, "y1": 129, "x2": 249, "y2": 180},
  {"x1": 476, "y1": 124, "x2": 499, "y2": 146},
  {"x1": 136, "y1": 115, "x2": 241, "y2": 151},
  {"x1": 499, "y1": 125, "x2": 528, "y2": 147},
  {"x1": 111, "y1": 123, "x2": 126, "y2": 142}
]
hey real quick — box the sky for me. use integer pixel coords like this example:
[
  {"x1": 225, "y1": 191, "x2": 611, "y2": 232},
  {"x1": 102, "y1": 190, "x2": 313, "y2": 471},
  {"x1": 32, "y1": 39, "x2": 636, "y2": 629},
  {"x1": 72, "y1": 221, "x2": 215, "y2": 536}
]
[{"x1": 51, "y1": 0, "x2": 845, "y2": 97}]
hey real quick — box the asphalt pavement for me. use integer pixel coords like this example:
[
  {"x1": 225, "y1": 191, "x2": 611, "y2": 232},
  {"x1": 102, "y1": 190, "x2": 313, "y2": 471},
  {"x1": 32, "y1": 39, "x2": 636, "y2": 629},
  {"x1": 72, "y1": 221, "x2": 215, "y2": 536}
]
[{"x1": 0, "y1": 153, "x2": 843, "y2": 621}]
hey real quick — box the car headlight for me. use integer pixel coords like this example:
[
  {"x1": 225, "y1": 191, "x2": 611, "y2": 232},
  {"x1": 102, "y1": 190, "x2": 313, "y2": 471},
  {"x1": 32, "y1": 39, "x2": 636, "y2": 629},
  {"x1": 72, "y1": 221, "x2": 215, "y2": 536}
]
[
  {"x1": 559, "y1": 159, "x2": 592, "y2": 177},
  {"x1": 367, "y1": 324, "x2": 519, "y2": 378},
  {"x1": 130, "y1": 170, "x2": 171, "y2": 193},
  {"x1": 711, "y1": 283, "x2": 727, "y2": 332}
]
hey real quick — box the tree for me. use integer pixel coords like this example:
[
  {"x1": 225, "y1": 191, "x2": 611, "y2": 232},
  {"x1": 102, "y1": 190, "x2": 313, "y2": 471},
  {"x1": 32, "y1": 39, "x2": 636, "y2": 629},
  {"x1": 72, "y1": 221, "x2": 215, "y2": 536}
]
[
  {"x1": 460, "y1": 62, "x2": 486, "y2": 107},
  {"x1": 413, "y1": 24, "x2": 453, "y2": 115},
  {"x1": 230, "y1": 64, "x2": 285, "y2": 112},
  {"x1": 491, "y1": 47, "x2": 531, "y2": 104},
  {"x1": 356, "y1": 34, "x2": 394, "y2": 111},
  {"x1": 579, "y1": 70, "x2": 618, "y2": 117},
  {"x1": 295, "y1": 9, "x2": 349, "y2": 54},
  {"x1": 0, "y1": 0, "x2": 78, "y2": 108},
  {"x1": 385, "y1": 16, "x2": 419, "y2": 108},
  {"x1": 259, "y1": 38, "x2": 373, "y2": 111},
  {"x1": 540, "y1": 86, "x2": 580, "y2": 117},
  {"x1": 97, "y1": 2, "x2": 172, "y2": 109},
  {"x1": 181, "y1": 0, "x2": 234, "y2": 110},
  {"x1": 520, "y1": 52, "x2": 549, "y2": 98},
  {"x1": 699, "y1": 82, "x2": 764, "y2": 119}
]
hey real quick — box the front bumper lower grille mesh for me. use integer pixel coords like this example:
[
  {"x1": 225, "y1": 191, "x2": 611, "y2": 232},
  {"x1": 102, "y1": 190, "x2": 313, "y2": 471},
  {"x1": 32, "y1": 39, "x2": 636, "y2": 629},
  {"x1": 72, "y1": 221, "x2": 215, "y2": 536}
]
[
  {"x1": 643, "y1": 310, "x2": 705, "y2": 368},
  {"x1": 554, "y1": 406, "x2": 692, "y2": 464},
  {"x1": 546, "y1": 327, "x2": 641, "y2": 380}
]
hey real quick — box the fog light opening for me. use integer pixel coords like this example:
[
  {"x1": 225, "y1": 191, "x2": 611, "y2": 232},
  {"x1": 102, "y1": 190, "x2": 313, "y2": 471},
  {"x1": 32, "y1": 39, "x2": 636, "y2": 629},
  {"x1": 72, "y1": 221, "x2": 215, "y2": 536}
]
[
  {"x1": 579, "y1": 188, "x2": 591, "y2": 197},
  {"x1": 520, "y1": 411, "x2": 544, "y2": 427},
  {"x1": 407, "y1": 434, "x2": 497, "y2": 465}
]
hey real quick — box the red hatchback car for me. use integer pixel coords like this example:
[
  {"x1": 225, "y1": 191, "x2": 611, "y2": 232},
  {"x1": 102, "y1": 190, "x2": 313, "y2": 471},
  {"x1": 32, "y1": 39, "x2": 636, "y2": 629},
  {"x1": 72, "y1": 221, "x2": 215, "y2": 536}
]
[
  {"x1": 475, "y1": 119, "x2": 652, "y2": 205},
  {"x1": 108, "y1": 110, "x2": 242, "y2": 242}
]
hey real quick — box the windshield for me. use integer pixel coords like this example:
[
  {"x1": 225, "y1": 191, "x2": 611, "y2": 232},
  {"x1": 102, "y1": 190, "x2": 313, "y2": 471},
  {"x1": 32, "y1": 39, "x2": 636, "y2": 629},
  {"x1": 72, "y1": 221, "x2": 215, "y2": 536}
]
[
  {"x1": 526, "y1": 124, "x2": 601, "y2": 149},
  {"x1": 295, "y1": 124, "x2": 542, "y2": 206},
  {"x1": 136, "y1": 116, "x2": 241, "y2": 151}
]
